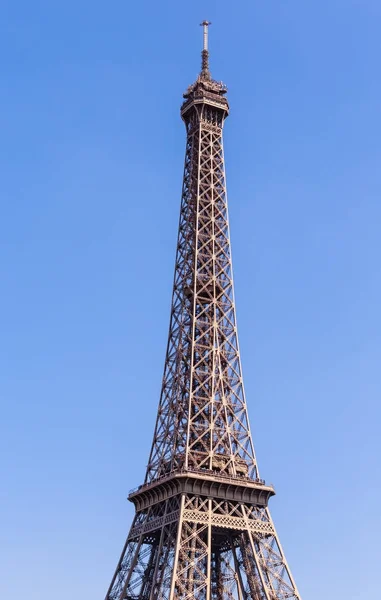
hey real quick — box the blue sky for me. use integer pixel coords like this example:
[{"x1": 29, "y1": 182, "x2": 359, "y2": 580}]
[{"x1": 1, "y1": 1, "x2": 380, "y2": 598}]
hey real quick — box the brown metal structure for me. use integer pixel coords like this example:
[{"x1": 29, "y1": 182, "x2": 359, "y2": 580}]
[{"x1": 105, "y1": 22, "x2": 302, "y2": 600}]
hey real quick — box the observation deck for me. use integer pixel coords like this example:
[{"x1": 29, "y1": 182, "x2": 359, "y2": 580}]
[{"x1": 128, "y1": 467, "x2": 275, "y2": 512}]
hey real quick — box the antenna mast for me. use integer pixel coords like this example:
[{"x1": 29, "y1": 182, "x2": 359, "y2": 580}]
[{"x1": 200, "y1": 20, "x2": 212, "y2": 79}]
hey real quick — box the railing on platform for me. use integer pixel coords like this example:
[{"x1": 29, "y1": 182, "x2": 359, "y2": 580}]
[{"x1": 129, "y1": 467, "x2": 267, "y2": 496}]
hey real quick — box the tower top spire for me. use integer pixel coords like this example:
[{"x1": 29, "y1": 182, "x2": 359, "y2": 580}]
[
  {"x1": 200, "y1": 20, "x2": 211, "y2": 80},
  {"x1": 182, "y1": 21, "x2": 228, "y2": 116}
]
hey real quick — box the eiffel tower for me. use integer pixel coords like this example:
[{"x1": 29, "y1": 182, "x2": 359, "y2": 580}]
[{"x1": 105, "y1": 22, "x2": 302, "y2": 600}]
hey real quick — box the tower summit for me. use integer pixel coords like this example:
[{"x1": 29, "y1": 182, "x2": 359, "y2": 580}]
[{"x1": 104, "y1": 24, "x2": 302, "y2": 600}]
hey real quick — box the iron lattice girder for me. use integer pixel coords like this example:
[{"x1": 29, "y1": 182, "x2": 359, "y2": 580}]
[
  {"x1": 105, "y1": 46, "x2": 301, "y2": 600},
  {"x1": 106, "y1": 493, "x2": 300, "y2": 600},
  {"x1": 146, "y1": 92, "x2": 256, "y2": 483}
]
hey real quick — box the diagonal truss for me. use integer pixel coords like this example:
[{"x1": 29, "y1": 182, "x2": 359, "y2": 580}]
[{"x1": 104, "y1": 23, "x2": 302, "y2": 600}]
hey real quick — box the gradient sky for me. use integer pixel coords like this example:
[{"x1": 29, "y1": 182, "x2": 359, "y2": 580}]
[{"x1": 1, "y1": 1, "x2": 380, "y2": 598}]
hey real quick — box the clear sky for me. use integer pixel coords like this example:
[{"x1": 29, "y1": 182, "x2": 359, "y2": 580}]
[{"x1": 1, "y1": 1, "x2": 380, "y2": 598}]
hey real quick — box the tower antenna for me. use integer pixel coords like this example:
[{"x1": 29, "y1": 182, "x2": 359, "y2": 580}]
[{"x1": 200, "y1": 20, "x2": 212, "y2": 79}]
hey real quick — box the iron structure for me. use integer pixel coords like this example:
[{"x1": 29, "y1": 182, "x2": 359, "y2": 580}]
[{"x1": 105, "y1": 22, "x2": 302, "y2": 600}]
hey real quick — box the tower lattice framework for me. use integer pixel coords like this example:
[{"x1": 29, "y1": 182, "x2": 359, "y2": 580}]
[{"x1": 105, "y1": 22, "x2": 302, "y2": 600}]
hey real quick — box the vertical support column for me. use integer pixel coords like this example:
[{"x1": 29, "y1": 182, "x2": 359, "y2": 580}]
[
  {"x1": 231, "y1": 537, "x2": 249, "y2": 600},
  {"x1": 113, "y1": 536, "x2": 144, "y2": 600},
  {"x1": 105, "y1": 507, "x2": 153, "y2": 600},
  {"x1": 149, "y1": 499, "x2": 171, "y2": 600},
  {"x1": 169, "y1": 495, "x2": 185, "y2": 600},
  {"x1": 206, "y1": 498, "x2": 212, "y2": 600},
  {"x1": 138, "y1": 543, "x2": 159, "y2": 599},
  {"x1": 263, "y1": 510, "x2": 301, "y2": 599},
  {"x1": 241, "y1": 506, "x2": 272, "y2": 600}
]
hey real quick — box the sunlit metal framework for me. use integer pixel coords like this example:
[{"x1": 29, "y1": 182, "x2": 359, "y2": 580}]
[{"x1": 105, "y1": 23, "x2": 302, "y2": 600}]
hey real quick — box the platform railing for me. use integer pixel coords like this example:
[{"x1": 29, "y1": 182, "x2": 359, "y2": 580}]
[{"x1": 129, "y1": 466, "x2": 268, "y2": 496}]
